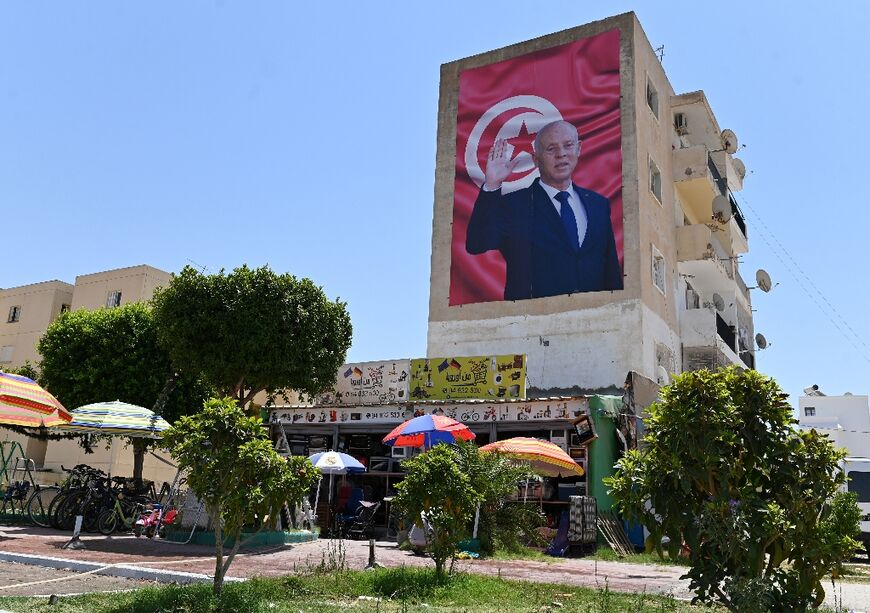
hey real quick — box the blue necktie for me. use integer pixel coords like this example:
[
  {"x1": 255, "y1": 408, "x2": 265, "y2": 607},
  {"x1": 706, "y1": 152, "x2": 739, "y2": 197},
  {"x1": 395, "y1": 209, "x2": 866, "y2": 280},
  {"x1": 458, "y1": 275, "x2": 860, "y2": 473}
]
[{"x1": 555, "y1": 191, "x2": 580, "y2": 251}]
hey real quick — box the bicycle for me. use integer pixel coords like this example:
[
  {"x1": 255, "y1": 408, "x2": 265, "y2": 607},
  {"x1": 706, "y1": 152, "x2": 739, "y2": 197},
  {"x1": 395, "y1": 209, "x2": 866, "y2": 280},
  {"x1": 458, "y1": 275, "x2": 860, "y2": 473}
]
[
  {"x1": 97, "y1": 488, "x2": 146, "y2": 535},
  {"x1": 3, "y1": 457, "x2": 60, "y2": 528}
]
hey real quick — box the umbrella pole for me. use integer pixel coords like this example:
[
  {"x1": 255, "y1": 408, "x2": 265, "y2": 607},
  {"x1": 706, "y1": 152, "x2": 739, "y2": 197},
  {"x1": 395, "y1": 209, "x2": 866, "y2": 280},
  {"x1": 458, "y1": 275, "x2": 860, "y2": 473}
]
[
  {"x1": 313, "y1": 476, "x2": 322, "y2": 521},
  {"x1": 328, "y1": 473, "x2": 335, "y2": 537},
  {"x1": 472, "y1": 505, "x2": 480, "y2": 539}
]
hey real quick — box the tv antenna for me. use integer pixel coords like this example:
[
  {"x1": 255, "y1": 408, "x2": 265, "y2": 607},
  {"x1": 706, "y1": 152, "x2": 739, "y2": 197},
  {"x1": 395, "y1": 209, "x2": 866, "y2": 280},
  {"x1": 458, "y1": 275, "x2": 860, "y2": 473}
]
[
  {"x1": 186, "y1": 258, "x2": 209, "y2": 273},
  {"x1": 655, "y1": 45, "x2": 665, "y2": 62}
]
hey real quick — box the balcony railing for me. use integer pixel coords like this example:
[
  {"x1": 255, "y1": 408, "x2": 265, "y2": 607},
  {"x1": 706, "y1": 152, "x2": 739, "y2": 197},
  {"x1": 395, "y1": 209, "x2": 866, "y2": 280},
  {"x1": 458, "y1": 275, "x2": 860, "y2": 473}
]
[
  {"x1": 707, "y1": 155, "x2": 727, "y2": 196},
  {"x1": 716, "y1": 312, "x2": 736, "y2": 352},
  {"x1": 729, "y1": 194, "x2": 747, "y2": 238},
  {"x1": 738, "y1": 338, "x2": 755, "y2": 369}
]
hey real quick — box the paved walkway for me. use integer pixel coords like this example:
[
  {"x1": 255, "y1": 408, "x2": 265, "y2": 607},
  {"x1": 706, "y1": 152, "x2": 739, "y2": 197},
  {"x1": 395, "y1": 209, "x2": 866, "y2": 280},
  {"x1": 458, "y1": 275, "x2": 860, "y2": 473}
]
[{"x1": 0, "y1": 526, "x2": 867, "y2": 609}]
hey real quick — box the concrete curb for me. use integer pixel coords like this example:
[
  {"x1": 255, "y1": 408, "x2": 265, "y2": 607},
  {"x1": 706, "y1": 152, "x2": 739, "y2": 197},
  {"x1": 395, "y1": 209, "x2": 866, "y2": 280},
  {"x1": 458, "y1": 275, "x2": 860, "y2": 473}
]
[{"x1": 0, "y1": 550, "x2": 243, "y2": 585}]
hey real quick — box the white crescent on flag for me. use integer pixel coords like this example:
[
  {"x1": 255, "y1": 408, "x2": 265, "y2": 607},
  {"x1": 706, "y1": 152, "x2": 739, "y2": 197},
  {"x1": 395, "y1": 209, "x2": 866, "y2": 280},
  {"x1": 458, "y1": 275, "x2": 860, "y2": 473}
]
[{"x1": 464, "y1": 95, "x2": 563, "y2": 194}]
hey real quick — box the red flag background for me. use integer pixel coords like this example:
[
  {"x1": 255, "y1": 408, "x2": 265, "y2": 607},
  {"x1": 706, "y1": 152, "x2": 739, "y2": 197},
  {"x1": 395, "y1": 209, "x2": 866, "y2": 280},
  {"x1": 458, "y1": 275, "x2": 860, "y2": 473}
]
[{"x1": 448, "y1": 29, "x2": 622, "y2": 306}]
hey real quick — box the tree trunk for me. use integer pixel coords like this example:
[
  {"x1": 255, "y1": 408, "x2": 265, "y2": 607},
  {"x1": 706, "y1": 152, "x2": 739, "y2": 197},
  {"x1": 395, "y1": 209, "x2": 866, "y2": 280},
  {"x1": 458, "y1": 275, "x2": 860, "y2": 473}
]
[
  {"x1": 213, "y1": 512, "x2": 224, "y2": 596},
  {"x1": 222, "y1": 533, "x2": 244, "y2": 579},
  {"x1": 131, "y1": 438, "x2": 147, "y2": 485}
]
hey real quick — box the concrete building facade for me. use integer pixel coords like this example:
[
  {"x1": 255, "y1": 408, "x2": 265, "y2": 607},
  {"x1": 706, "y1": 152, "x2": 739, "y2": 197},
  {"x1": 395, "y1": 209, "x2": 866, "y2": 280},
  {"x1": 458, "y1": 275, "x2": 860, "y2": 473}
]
[
  {"x1": 1, "y1": 265, "x2": 176, "y2": 484},
  {"x1": 427, "y1": 13, "x2": 755, "y2": 394},
  {"x1": 0, "y1": 281, "x2": 73, "y2": 369},
  {"x1": 798, "y1": 391, "x2": 870, "y2": 457}
]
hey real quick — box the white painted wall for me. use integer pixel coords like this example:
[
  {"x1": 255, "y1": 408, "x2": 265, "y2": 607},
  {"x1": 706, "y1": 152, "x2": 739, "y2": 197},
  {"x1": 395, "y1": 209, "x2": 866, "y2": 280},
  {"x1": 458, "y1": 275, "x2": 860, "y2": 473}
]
[
  {"x1": 427, "y1": 299, "x2": 646, "y2": 391},
  {"x1": 798, "y1": 394, "x2": 870, "y2": 457}
]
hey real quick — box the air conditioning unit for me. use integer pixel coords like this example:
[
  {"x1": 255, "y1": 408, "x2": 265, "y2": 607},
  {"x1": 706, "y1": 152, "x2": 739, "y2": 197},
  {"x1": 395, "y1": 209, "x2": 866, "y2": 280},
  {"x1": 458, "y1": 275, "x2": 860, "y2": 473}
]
[{"x1": 391, "y1": 446, "x2": 411, "y2": 459}]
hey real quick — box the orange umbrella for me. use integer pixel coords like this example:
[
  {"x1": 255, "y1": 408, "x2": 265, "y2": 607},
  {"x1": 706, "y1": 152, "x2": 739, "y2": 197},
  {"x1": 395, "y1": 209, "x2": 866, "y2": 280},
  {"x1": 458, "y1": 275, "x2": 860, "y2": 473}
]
[
  {"x1": 0, "y1": 371, "x2": 71, "y2": 427},
  {"x1": 480, "y1": 437, "x2": 584, "y2": 477}
]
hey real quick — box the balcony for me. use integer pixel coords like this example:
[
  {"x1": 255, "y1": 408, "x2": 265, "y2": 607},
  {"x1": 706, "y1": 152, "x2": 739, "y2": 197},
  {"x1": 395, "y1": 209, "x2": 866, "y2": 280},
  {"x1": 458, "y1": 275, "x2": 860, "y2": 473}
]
[
  {"x1": 672, "y1": 145, "x2": 719, "y2": 224},
  {"x1": 673, "y1": 147, "x2": 749, "y2": 254},
  {"x1": 676, "y1": 223, "x2": 735, "y2": 290},
  {"x1": 680, "y1": 307, "x2": 744, "y2": 370}
]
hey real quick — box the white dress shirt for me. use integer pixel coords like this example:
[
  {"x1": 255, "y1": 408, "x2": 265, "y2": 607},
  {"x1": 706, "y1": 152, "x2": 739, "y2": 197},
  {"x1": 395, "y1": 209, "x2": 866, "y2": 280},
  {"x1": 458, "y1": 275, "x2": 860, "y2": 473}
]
[{"x1": 538, "y1": 181, "x2": 588, "y2": 248}]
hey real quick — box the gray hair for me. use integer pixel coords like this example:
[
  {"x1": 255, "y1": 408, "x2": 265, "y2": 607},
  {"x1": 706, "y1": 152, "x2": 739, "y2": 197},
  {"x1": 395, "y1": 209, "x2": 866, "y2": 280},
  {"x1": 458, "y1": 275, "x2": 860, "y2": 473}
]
[{"x1": 532, "y1": 120, "x2": 579, "y2": 155}]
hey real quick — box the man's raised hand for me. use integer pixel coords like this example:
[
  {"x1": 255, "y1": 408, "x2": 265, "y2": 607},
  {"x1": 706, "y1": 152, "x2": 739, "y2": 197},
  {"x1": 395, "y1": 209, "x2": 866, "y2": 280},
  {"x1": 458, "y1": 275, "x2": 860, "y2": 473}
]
[{"x1": 483, "y1": 138, "x2": 520, "y2": 191}]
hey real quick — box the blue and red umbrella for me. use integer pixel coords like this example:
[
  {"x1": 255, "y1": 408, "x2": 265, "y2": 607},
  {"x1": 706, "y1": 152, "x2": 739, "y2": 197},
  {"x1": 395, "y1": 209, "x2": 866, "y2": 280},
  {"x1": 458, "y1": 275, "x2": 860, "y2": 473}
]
[{"x1": 382, "y1": 414, "x2": 475, "y2": 449}]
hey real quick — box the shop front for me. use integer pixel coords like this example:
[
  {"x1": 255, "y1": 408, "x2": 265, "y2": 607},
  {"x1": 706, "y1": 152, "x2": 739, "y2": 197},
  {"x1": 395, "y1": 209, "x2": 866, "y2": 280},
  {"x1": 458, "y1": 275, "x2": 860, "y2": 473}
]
[{"x1": 270, "y1": 395, "x2": 622, "y2": 530}]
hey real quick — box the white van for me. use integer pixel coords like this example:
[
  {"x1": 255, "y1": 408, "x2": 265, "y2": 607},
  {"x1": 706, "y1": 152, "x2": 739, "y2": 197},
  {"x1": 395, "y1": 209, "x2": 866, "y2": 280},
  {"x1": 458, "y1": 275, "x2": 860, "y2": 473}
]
[{"x1": 842, "y1": 457, "x2": 870, "y2": 549}]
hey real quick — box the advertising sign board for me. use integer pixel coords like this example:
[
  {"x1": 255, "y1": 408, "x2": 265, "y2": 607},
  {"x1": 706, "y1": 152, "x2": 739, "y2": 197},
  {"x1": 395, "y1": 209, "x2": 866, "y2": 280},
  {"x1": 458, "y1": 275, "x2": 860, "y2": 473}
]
[{"x1": 448, "y1": 28, "x2": 623, "y2": 305}]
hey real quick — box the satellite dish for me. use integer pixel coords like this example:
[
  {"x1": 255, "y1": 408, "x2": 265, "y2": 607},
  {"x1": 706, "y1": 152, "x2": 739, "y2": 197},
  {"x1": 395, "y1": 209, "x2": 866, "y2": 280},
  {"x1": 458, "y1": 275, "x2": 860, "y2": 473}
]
[
  {"x1": 721, "y1": 129, "x2": 739, "y2": 154},
  {"x1": 755, "y1": 333, "x2": 768, "y2": 350},
  {"x1": 732, "y1": 158, "x2": 747, "y2": 180},
  {"x1": 712, "y1": 195, "x2": 732, "y2": 223},
  {"x1": 712, "y1": 293, "x2": 725, "y2": 312},
  {"x1": 656, "y1": 366, "x2": 670, "y2": 386},
  {"x1": 755, "y1": 269, "x2": 773, "y2": 293}
]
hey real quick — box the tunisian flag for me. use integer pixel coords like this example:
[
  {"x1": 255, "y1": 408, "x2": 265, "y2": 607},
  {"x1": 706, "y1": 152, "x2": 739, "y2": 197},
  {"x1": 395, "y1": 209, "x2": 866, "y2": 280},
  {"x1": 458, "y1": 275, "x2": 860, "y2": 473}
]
[{"x1": 448, "y1": 29, "x2": 622, "y2": 306}]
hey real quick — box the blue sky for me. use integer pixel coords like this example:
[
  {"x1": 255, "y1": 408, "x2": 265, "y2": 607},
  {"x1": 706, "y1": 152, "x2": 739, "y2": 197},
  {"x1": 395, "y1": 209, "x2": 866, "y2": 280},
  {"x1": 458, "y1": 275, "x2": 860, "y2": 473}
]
[{"x1": 2, "y1": 2, "x2": 868, "y2": 406}]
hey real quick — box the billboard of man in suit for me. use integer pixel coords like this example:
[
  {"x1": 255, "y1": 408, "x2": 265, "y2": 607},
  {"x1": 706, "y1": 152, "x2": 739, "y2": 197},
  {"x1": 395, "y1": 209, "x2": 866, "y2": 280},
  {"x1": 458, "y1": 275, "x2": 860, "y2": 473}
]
[
  {"x1": 448, "y1": 29, "x2": 623, "y2": 305},
  {"x1": 466, "y1": 120, "x2": 622, "y2": 300}
]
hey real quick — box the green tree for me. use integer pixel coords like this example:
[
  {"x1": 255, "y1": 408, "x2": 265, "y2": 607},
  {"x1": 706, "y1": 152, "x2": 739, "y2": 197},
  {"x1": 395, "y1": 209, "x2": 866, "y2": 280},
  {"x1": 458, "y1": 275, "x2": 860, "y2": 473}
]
[
  {"x1": 452, "y1": 440, "x2": 543, "y2": 554},
  {"x1": 37, "y1": 303, "x2": 209, "y2": 479},
  {"x1": 606, "y1": 367, "x2": 861, "y2": 612},
  {"x1": 151, "y1": 265, "x2": 352, "y2": 408},
  {"x1": 394, "y1": 444, "x2": 483, "y2": 576},
  {"x1": 163, "y1": 397, "x2": 320, "y2": 595}
]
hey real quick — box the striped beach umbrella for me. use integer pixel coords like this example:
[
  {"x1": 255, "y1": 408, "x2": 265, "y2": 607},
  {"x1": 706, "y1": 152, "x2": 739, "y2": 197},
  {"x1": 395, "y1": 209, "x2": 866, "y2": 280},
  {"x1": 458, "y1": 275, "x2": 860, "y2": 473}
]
[
  {"x1": 383, "y1": 414, "x2": 475, "y2": 449},
  {"x1": 62, "y1": 400, "x2": 170, "y2": 438},
  {"x1": 0, "y1": 371, "x2": 71, "y2": 427},
  {"x1": 480, "y1": 437, "x2": 584, "y2": 477}
]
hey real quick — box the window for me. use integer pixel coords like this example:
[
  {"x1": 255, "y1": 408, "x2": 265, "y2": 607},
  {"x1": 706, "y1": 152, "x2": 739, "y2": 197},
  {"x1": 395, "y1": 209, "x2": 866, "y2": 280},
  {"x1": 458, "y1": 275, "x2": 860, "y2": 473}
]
[
  {"x1": 804, "y1": 407, "x2": 816, "y2": 417},
  {"x1": 652, "y1": 246, "x2": 666, "y2": 294},
  {"x1": 649, "y1": 157, "x2": 662, "y2": 203},
  {"x1": 60, "y1": 304, "x2": 71, "y2": 314},
  {"x1": 106, "y1": 291, "x2": 122, "y2": 308},
  {"x1": 674, "y1": 112, "x2": 688, "y2": 135},
  {"x1": 0, "y1": 346, "x2": 13, "y2": 363},
  {"x1": 847, "y1": 471, "x2": 870, "y2": 503},
  {"x1": 7, "y1": 306, "x2": 21, "y2": 323},
  {"x1": 646, "y1": 79, "x2": 659, "y2": 118}
]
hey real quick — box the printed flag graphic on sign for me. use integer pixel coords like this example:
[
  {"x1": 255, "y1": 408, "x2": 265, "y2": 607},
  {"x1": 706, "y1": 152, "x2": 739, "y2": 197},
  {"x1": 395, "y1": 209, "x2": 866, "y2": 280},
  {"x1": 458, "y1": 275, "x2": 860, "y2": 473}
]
[{"x1": 448, "y1": 29, "x2": 623, "y2": 305}]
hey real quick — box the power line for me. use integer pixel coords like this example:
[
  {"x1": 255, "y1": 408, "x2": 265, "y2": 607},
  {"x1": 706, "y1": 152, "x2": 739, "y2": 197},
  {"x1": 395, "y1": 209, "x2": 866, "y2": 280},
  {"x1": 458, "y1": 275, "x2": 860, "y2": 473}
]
[{"x1": 734, "y1": 192, "x2": 870, "y2": 366}]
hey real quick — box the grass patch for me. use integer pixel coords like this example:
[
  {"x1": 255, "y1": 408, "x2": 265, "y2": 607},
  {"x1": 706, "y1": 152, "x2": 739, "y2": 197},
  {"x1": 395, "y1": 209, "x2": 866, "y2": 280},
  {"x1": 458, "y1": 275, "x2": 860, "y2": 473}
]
[
  {"x1": 590, "y1": 547, "x2": 690, "y2": 567},
  {"x1": 0, "y1": 568, "x2": 711, "y2": 612},
  {"x1": 837, "y1": 563, "x2": 870, "y2": 584},
  {"x1": 488, "y1": 545, "x2": 690, "y2": 568},
  {"x1": 489, "y1": 546, "x2": 559, "y2": 563}
]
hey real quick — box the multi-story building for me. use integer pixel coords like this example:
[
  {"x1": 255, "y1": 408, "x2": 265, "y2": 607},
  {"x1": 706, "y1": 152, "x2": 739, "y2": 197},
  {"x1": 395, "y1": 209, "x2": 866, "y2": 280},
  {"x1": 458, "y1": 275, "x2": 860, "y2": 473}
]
[
  {"x1": 0, "y1": 281, "x2": 73, "y2": 370},
  {"x1": 426, "y1": 12, "x2": 757, "y2": 394},
  {"x1": 0, "y1": 264, "x2": 172, "y2": 372},
  {"x1": 1, "y1": 265, "x2": 175, "y2": 482},
  {"x1": 798, "y1": 388, "x2": 870, "y2": 457}
]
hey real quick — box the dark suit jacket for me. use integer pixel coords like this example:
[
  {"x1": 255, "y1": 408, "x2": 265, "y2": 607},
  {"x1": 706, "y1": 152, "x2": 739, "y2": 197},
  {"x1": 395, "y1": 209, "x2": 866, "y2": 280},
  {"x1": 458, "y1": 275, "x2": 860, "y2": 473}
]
[{"x1": 466, "y1": 178, "x2": 622, "y2": 300}]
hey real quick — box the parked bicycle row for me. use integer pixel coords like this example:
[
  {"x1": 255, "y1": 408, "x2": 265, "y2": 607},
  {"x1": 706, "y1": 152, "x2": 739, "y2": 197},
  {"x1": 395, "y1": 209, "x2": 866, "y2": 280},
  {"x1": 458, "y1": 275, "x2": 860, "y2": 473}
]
[{"x1": 6, "y1": 463, "x2": 178, "y2": 537}]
